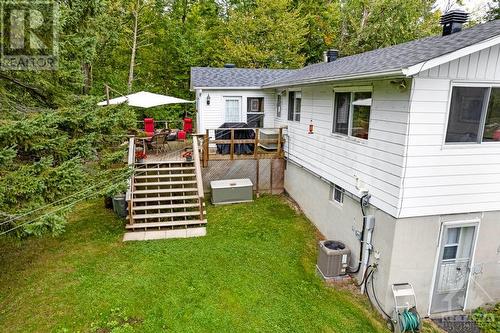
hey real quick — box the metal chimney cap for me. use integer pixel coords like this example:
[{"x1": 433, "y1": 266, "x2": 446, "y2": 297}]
[{"x1": 440, "y1": 10, "x2": 469, "y2": 25}]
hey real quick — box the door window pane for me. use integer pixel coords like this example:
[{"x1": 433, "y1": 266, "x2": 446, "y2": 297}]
[
  {"x1": 352, "y1": 92, "x2": 372, "y2": 139},
  {"x1": 446, "y1": 227, "x2": 460, "y2": 245},
  {"x1": 483, "y1": 88, "x2": 500, "y2": 142},
  {"x1": 445, "y1": 87, "x2": 488, "y2": 143},
  {"x1": 443, "y1": 246, "x2": 458, "y2": 260},
  {"x1": 334, "y1": 92, "x2": 350, "y2": 135},
  {"x1": 225, "y1": 99, "x2": 240, "y2": 122}
]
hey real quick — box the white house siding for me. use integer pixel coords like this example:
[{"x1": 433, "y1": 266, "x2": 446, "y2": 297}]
[
  {"x1": 196, "y1": 89, "x2": 276, "y2": 133},
  {"x1": 275, "y1": 80, "x2": 412, "y2": 217},
  {"x1": 400, "y1": 45, "x2": 500, "y2": 218}
]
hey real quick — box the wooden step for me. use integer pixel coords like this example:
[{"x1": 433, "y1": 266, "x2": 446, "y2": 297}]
[
  {"x1": 132, "y1": 203, "x2": 203, "y2": 211},
  {"x1": 132, "y1": 195, "x2": 199, "y2": 203},
  {"x1": 136, "y1": 167, "x2": 195, "y2": 172},
  {"x1": 135, "y1": 161, "x2": 194, "y2": 166},
  {"x1": 133, "y1": 188, "x2": 198, "y2": 195},
  {"x1": 131, "y1": 211, "x2": 207, "y2": 220},
  {"x1": 134, "y1": 180, "x2": 197, "y2": 187},
  {"x1": 134, "y1": 173, "x2": 196, "y2": 180},
  {"x1": 126, "y1": 220, "x2": 207, "y2": 229}
]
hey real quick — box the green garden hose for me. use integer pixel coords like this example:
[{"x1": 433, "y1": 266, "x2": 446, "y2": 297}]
[{"x1": 399, "y1": 308, "x2": 420, "y2": 332}]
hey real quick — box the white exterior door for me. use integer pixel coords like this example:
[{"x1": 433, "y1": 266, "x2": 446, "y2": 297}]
[
  {"x1": 431, "y1": 224, "x2": 477, "y2": 313},
  {"x1": 224, "y1": 97, "x2": 242, "y2": 123}
]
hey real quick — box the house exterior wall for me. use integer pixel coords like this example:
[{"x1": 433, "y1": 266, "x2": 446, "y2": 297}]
[
  {"x1": 286, "y1": 161, "x2": 500, "y2": 316},
  {"x1": 400, "y1": 45, "x2": 500, "y2": 217},
  {"x1": 195, "y1": 89, "x2": 276, "y2": 133},
  {"x1": 388, "y1": 211, "x2": 500, "y2": 315},
  {"x1": 275, "y1": 79, "x2": 412, "y2": 217},
  {"x1": 284, "y1": 162, "x2": 397, "y2": 315}
]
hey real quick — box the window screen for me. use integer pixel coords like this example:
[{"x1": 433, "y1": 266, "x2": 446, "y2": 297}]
[
  {"x1": 483, "y1": 88, "x2": 500, "y2": 142},
  {"x1": 445, "y1": 87, "x2": 488, "y2": 143},
  {"x1": 352, "y1": 92, "x2": 372, "y2": 139},
  {"x1": 333, "y1": 92, "x2": 351, "y2": 135}
]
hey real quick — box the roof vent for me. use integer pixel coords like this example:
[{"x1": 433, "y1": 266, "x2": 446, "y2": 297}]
[
  {"x1": 324, "y1": 49, "x2": 339, "y2": 63},
  {"x1": 440, "y1": 10, "x2": 469, "y2": 36},
  {"x1": 224, "y1": 63, "x2": 236, "y2": 68}
]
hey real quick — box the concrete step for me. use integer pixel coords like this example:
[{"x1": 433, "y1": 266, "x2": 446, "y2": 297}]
[
  {"x1": 132, "y1": 195, "x2": 199, "y2": 203},
  {"x1": 133, "y1": 188, "x2": 198, "y2": 195},
  {"x1": 132, "y1": 203, "x2": 203, "y2": 211},
  {"x1": 134, "y1": 180, "x2": 197, "y2": 187},
  {"x1": 123, "y1": 227, "x2": 206, "y2": 241},
  {"x1": 131, "y1": 211, "x2": 207, "y2": 220},
  {"x1": 125, "y1": 219, "x2": 207, "y2": 229}
]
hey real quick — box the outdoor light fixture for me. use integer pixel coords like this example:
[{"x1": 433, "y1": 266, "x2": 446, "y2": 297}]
[{"x1": 207, "y1": 94, "x2": 211, "y2": 105}]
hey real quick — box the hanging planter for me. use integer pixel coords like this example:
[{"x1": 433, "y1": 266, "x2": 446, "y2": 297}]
[
  {"x1": 181, "y1": 150, "x2": 193, "y2": 162},
  {"x1": 135, "y1": 151, "x2": 147, "y2": 163}
]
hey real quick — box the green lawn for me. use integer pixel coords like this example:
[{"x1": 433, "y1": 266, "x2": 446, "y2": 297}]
[{"x1": 0, "y1": 195, "x2": 388, "y2": 333}]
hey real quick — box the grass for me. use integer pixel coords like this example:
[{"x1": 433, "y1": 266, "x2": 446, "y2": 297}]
[{"x1": 0, "y1": 195, "x2": 389, "y2": 333}]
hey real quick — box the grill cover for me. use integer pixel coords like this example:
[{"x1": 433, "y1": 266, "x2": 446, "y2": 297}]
[{"x1": 215, "y1": 122, "x2": 255, "y2": 155}]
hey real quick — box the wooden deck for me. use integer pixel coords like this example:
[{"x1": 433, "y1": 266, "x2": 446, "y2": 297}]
[{"x1": 199, "y1": 127, "x2": 285, "y2": 167}]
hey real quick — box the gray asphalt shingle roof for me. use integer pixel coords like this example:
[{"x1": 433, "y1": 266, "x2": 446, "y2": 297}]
[
  {"x1": 190, "y1": 67, "x2": 296, "y2": 88},
  {"x1": 191, "y1": 20, "x2": 500, "y2": 89}
]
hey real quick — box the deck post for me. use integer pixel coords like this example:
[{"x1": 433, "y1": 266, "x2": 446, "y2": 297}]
[
  {"x1": 277, "y1": 128, "x2": 282, "y2": 158},
  {"x1": 230, "y1": 129, "x2": 235, "y2": 160},
  {"x1": 254, "y1": 128, "x2": 259, "y2": 159},
  {"x1": 204, "y1": 130, "x2": 209, "y2": 168},
  {"x1": 256, "y1": 159, "x2": 260, "y2": 197},
  {"x1": 270, "y1": 159, "x2": 273, "y2": 195}
]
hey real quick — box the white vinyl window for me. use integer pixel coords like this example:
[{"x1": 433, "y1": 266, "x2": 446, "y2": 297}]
[
  {"x1": 288, "y1": 91, "x2": 301, "y2": 122},
  {"x1": 445, "y1": 86, "x2": 500, "y2": 144},
  {"x1": 276, "y1": 94, "x2": 282, "y2": 118},
  {"x1": 333, "y1": 91, "x2": 372, "y2": 139}
]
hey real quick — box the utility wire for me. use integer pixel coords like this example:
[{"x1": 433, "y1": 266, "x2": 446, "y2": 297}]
[
  {"x1": 0, "y1": 169, "x2": 131, "y2": 227},
  {"x1": 0, "y1": 170, "x2": 136, "y2": 236}
]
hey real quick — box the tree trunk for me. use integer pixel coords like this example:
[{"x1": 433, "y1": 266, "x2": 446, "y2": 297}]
[
  {"x1": 127, "y1": 0, "x2": 140, "y2": 93},
  {"x1": 82, "y1": 62, "x2": 92, "y2": 94}
]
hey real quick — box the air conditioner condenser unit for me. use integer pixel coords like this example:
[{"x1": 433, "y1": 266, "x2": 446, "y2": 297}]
[{"x1": 317, "y1": 240, "x2": 350, "y2": 279}]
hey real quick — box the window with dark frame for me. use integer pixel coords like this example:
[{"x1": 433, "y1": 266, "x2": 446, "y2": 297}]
[
  {"x1": 333, "y1": 91, "x2": 372, "y2": 139},
  {"x1": 445, "y1": 86, "x2": 500, "y2": 144},
  {"x1": 247, "y1": 97, "x2": 264, "y2": 128},
  {"x1": 276, "y1": 94, "x2": 282, "y2": 117},
  {"x1": 288, "y1": 91, "x2": 295, "y2": 121}
]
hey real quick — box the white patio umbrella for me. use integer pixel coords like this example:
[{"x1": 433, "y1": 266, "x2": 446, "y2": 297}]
[{"x1": 97, "y1": 91, "x2": 194, "y2": 108}]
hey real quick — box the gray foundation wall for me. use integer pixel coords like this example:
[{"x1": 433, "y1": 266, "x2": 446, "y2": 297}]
[
  {"x1": 390, "y1": 212, "x2": 500, "y2": 316},
  {"x1": 284, "y1": 162, "x2": 397, "y2": 314},
  {"x1": 285, "y1": 161, "x2": 500, "y2": 317}
]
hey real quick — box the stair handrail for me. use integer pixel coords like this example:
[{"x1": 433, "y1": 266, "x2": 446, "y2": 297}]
[
  {"x1": 126, "y1": 137, "x2": 136, "y2": 224},
  {"x1": 192, "y1": 136, "x2": 205, "y2": 220}
]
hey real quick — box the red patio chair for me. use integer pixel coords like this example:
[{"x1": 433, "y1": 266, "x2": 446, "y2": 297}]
[{"x1": 144, "y1": 118, "x2": 155, "y2": 137}]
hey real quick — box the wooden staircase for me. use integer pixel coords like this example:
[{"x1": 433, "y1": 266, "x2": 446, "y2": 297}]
[{"x1": 123, "y1": 139, "x2": 207, "y2": 241}]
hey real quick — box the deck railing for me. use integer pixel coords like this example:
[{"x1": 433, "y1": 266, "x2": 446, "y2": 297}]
[
  {"x1": 201, "y1": 127, "x2": 285, "y2": 167},
  {"x1": 126, "y1": 136, "x2": 136, "y2": 225},
  {"x1": 192, "y1": 136, "x2": 205, "y2": 221}
]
